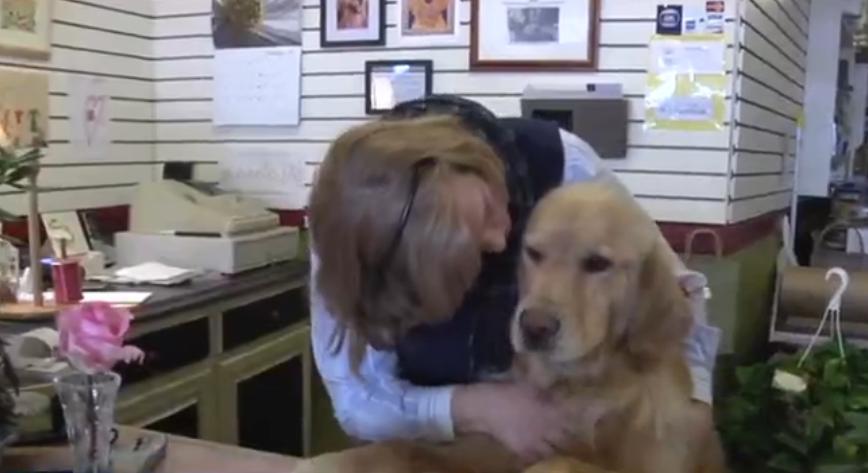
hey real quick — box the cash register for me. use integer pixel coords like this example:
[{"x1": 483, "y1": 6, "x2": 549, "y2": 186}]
[{"x1": 115, "y1": 180, "x2": 299, "y2": 274}]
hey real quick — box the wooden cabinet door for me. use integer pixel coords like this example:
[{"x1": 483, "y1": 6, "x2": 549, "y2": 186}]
[{"x1": 215, "y1": 323, "x2": 311, "y2": 457}]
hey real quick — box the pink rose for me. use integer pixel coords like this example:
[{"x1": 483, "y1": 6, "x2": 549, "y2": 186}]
[{"x1": 57, "y1": 302, "x2": 145, "y2": 374}]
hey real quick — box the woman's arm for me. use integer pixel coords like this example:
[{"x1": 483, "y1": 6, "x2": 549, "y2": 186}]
[
  {"x1": 311, "y1": 253, "x2": 455, "y2": 442},
  {"x1": 558, "y1": 129, "x2": 721, "y2": 404},
  {"x1": 312, "y1": 253, "x2": 583, "y2": 460}
]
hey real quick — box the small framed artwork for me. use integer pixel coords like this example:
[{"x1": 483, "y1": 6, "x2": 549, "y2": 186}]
[
  {"x1": 365, "y1": 60, "x2": 433, "y2": 115},
  {"x1": 470, "y1": 0, "x2": 600, "y2": 71},
  {"x1": 0, "y1": 0, "x2": 52, "y2": 59},
  {"x1": 41, "y1": 211, "x2": 91, "y2": 258},
  {"x1": 396, "y1": 0, "x2": 460, "y2": 46},
  {"x1": 321, "y1": 0, "x2": 385, "y2": 47}
]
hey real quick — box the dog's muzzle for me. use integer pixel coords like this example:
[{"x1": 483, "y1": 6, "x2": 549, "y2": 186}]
[{"x1": 518, "y1": 308, "x2": 560, "y2": 351}]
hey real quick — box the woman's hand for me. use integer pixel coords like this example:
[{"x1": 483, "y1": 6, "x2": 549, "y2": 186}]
[{"x1": 452, "y1": 383, "x2": 594, "y2": 464}]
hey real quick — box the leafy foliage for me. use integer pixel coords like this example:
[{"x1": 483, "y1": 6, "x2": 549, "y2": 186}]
[
  {"x1": 718, "y1": 343, "x2": 868, "y2": 473},
  {"x1": 0, "y1": 146, "x2": 42, "y2": 220}
]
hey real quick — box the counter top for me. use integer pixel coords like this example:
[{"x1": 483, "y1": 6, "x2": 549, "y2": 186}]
[
  {"x1": 0, "y1": 260, "x2": 309, "y2": 334},
  {"x1": 1, "y1": 427, "x2": 301, "y2": 473}
]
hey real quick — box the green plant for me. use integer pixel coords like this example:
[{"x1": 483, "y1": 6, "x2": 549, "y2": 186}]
[
  {"x1": 0, "y1": 146, "x2": 42, "y2": 220},
  {"x1": 718, "y1": 342, "x2": 868, "y2": 473}
]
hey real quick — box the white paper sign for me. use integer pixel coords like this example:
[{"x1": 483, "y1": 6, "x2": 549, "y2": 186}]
[
  {"x1": 657, "y1": 96, "x2": 714, "y2": 121},
  {"x1": 69, "y1": 76, "x2": 111, "y2": 160},
  {"x1": 219, "y1": 151, "x2": 308, "y2": 209},
  {"x1": 213, "y1": 47, "x2": 301, "y2": 126},
  {"x1": 649, "y1": 40, "x2": 726, "y2": 75}
]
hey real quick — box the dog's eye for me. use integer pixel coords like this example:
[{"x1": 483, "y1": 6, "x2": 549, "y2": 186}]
[
  {"x1": 524, "y1": 246, "x2": 544, "y2": 263},
  {"x1": 582, "y1": 254, "x2": 612, "y2": 273}
]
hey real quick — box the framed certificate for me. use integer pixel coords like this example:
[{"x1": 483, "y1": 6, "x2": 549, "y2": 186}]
[
  {"x1": 365, "y1": 60, "x2": 433, "y2": 115},
  {"x1": 470, "y1": 0, "x2": 600, "y2": 70}
]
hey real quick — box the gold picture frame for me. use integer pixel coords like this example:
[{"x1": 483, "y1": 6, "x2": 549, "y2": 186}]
[{"x1": 0, "y1": 0, "x2": 52, "y2": 59}]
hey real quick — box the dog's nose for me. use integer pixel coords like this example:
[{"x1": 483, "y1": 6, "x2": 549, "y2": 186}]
[{"x1": 519, "y1": 309, "x2": 560, "y2": 350}]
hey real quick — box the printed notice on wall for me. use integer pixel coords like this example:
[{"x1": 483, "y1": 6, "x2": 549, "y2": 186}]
[
  {"x1": 69, "y1": 76, "x2": 111, "y2": 160},
  {"x1": 219, "y1": 151, "x2": 308, "y2": 209},
  {"x1": 213, "y1": 46, "x2": 301, "y2": 126}
]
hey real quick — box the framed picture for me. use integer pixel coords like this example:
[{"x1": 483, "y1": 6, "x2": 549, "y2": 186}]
[
  {"x1": 0, "y1": 0, "x2": 52, "y2": 59},
  {"x1": 212, "y1": 0, "x2": 303, "y2": 49},
  {"x1": 365, "y1": 60, "x2": 433, "y2": 115},
  {"x1": 0, "y1": 68, "x2": 48, "y2": 148},
  {"x1": 396, "y1": 0, "x2": 460, "y2": 46},
  {"x1": 40, "y1": 211, "x2": 91, "y2": 258},
  {"x1": 470, "y1": 0, "x2": 600, "y2": 71},
  {"x1": 320, "y1": 0, "x2": 385, "y2": 47}
]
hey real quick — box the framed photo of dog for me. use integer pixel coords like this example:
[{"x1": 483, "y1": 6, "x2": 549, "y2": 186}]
[
  {"x1": 0, "y1": 0, "x2": 52, "y2": 59},
  {"x1": 320, "y1": 0, "x2": 385, "y2": 47},
  {"x1": 396, "y1": 0, "x2": 461, "y2": 46},
  {"x1": 470, "y1": 0, "x2": 600, "y2": 70}
]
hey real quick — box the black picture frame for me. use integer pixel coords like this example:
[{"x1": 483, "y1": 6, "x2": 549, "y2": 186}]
[
  {"x1": 320, "y1": 0, "x2": 387, "y2": 48},
  {"x1": 364, "y1": 60, "x2": 433, "y2": 115}
]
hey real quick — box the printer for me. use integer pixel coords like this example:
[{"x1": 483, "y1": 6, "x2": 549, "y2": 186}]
[{"x1": 115, "y1": 180, "x2": 299, "y2": 274}]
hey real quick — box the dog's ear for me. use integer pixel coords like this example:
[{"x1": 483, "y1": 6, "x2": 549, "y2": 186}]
[{"x1": 623, "y1": 239, "x2": 693, "y2": 365}]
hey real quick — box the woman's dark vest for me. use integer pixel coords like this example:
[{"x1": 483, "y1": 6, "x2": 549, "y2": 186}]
[{"x1": 395, "y1": 117, "x2": 565, "y2": 386}]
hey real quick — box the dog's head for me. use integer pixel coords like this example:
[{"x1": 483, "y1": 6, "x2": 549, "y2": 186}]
[{"x1": 512, "y1": 182, "x2": 692, "y2": 384}]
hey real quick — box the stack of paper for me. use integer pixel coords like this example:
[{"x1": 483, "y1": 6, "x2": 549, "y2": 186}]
[
  {"x1": 113, "y1": 262, "x2": 198, "y2": 286},
  {"x1": 18, "y1": 291, "x2": 152, "y2": 307}
]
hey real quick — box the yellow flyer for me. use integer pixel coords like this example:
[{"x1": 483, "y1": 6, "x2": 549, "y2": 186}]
[{"x1": 645, "y1": 34, "x2": 728, "y2": 131}]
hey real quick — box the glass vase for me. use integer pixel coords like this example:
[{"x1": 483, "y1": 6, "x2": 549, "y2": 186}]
[{"x1": 54, "y1": 371, "x2": 121, "y2": 473}]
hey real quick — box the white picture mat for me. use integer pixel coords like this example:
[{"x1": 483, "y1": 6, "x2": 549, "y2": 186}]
[
  {"x1": 370, "y1": 66, "x2": 428, "y2": 110},
  {"x1": 0, "y1": 0, "x2": 52, "y2": 55},
  {"x1": 477, "y1": 0, "x2": 591, "y2": 62},
  {"x1": 213, "y1": 46, "x2": 301, "y2": 126},
  {"x1": 324, "y1": 0, "x2": 383, "y2": 42},
  {"x1": 395, "y1": 0, "x2": 461, "y2": 46}
]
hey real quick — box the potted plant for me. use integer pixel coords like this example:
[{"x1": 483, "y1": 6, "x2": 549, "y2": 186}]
[
  {"x1": 717, "y1": 341, "x2": 868, "y2": 472},
  {"x1": 0, "y1": 146, "x2": 43, "y2": 303}
]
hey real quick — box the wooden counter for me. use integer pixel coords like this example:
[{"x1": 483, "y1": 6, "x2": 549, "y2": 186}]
[
  {"x1": 2, "y1": 261, "x2": 315, "y2": 458},
  {"x1": 2, "y1": 427, "x2": 300, "y2": 473}
]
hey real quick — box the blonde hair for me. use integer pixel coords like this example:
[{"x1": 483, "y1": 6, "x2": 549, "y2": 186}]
[{"x1": 309, "y1": 116, "x2": 507, "y2": 370}]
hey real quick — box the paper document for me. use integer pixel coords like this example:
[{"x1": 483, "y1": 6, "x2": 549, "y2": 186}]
[
  {"x1": 18, "y1": 292, "x2": 152, "y2": 307},
  {"x1": 649, "y1": 40, "x2": 726, "y2": 75},
  {"x1": 219, "y1": 151, "x2": 308, "y2": 209},
  {"x1": 213, "y1": 46, "x2": 301, "y2": 126},
  {"x1": 656, "y1": 96, "x2": 715, "y2": 121}
]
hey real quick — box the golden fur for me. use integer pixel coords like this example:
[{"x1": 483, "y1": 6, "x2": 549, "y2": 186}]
[
  {"x1": 338, "y1": 0, "x2": 368, "y2": 29},
  {"x1": 408, "y1": 0, "x2": 451, "y2": 32},
  {"x1": 299, "y1": 182, "x2": 726, "y2": 473}
]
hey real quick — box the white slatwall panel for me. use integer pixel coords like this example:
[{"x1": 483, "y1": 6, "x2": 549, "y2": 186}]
[
  {"x1": 730, "y1": 0, "x2": 811, "y2": 222},
  {"x1": 150, "y1": 0, "x2": 737, "y2": 224},
  {"x1": 0, "y1": 0, "x2": 157, "y2": 216}
]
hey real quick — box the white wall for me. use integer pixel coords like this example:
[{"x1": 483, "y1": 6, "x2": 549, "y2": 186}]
[
  {"x1": 151, "y1": 0, "x2": 738, "y2": 225},
  {"x1": 0, "y1": 0, "x2": 157, "y2": 215},
  {"x1": 2, "y1": 0, "x2": 827, "y2": 225},
  {"x1": 730, "y1": 0, "x2": 811, "y2": 221}
]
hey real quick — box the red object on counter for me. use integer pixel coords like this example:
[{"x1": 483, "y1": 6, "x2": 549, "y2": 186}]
[{"x1": 51, "y1": 259, "x2": 83, "y2": 304}]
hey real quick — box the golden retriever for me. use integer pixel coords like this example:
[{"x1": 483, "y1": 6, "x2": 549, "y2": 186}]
[
  {"x1": 338, "y1": 0, "x2": 368, "y2": 29},
  {"x1": 297, "y1": 182, "x2": 725, "y2": 473},
  {"x1": 408, "y1": 0, "x2": 451, "y2": 32}
]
